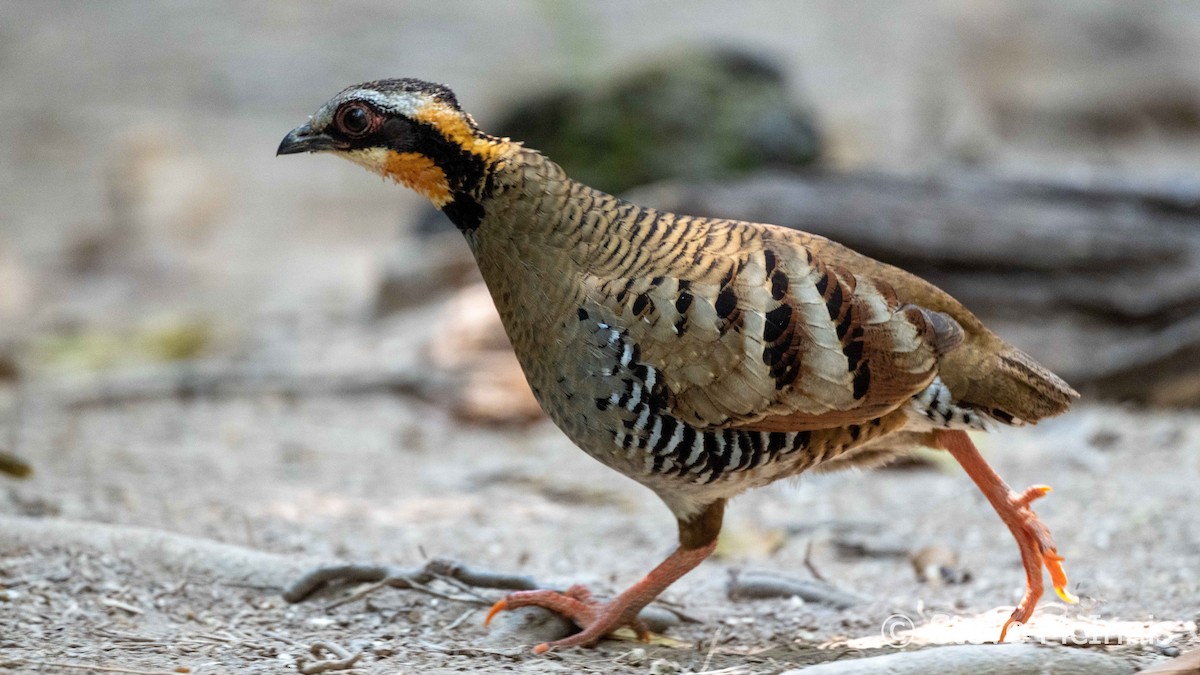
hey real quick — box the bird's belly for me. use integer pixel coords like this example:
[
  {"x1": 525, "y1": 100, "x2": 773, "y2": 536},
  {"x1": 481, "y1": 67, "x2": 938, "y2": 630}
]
[{"x1": 521, "y1": 318, "x2": 909, "y2": 512}]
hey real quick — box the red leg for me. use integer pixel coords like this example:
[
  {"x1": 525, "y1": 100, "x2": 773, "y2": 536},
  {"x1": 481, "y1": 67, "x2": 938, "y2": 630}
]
[
  {"x1": 937, "y1": 430, "x2": 1076, "y2": 641},
  {"x1": 486, "y1": 500, "x2": 725, "y2": 654}
]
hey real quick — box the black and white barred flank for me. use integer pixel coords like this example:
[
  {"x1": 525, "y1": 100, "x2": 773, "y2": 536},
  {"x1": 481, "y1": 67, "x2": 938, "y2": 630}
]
[
  {"x1": 908, "y1": 377, "x2": 999, "y2": 430},
  {"x1": 591, "y1": 323, "x2": 821, "y2": 485}
]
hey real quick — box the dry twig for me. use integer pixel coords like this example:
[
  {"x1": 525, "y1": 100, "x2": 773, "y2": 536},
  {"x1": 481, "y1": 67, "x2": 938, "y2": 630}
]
[
  {"x1": 295, "y1": 641, "x2": 363, "y2": 674},
  {"x1": 100, "y1": 597, "x2": 145, "y2": 615},
  {"x1": 444, "y1": 608, "x2": 478, "y2": 632},
  {"x1": 802, "y1": 539, "x2": 826, "y2": 583},
  {"x1": 726, "y1": 570, "x2": 862, "y2": 608},
  {"x1": 699, "y1": 625, "x2": 723, "y2": 673}
]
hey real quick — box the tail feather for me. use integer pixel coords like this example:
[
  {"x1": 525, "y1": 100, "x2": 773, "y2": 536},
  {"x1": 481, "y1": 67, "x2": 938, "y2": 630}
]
[{"x1": 972, "y1": 347, "x2": 1078, "y2": 424}]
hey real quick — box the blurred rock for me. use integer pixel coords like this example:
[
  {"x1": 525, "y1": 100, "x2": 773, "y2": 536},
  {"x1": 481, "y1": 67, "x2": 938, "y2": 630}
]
[
  {"x1": 480, "y1": 606, "x2": 575, "y2": 648},
  {"x1": 491, "y1": 47, "x2": 820, "y2": 196},
  {"x1": 427, "y1": 283, "x2": 543, "y2": 426},
  {"x1": 910, "y1": 545, "x2": 970, "y2": 586},
  {"x1": 0, "y1": 451, "x2": 33, "y2": 479},
  {"x1": 0, "y1": 342, "x2": 19, "y2": 383},
  {"x1": 713, "y1": 518, "x2": 787, "y2": 561}
]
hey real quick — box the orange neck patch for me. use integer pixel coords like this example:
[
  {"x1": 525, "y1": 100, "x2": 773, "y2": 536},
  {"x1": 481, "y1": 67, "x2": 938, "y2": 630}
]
[
  {"x1": 413, "y1": 103, "x2": 509, "y2": 165},
  {"x1": 383, "y1": 151, "x2": 452, "y2": 206}
]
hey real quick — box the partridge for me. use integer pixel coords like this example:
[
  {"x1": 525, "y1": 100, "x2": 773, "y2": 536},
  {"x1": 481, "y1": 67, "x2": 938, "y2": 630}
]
[{"x1": 278, "y1": 78, "x2": 1078, "y2": 653}]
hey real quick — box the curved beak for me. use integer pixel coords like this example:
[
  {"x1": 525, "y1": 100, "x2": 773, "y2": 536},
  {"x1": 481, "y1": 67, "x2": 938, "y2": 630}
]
[{"x1": 277, "y1": 123, "x2": 337, "y2": 156}]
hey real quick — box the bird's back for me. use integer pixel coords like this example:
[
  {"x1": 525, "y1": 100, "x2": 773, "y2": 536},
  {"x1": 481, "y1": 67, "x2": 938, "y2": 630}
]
[{"x1": 458, "y1": 146, "x2": 1076, "y2": 512}]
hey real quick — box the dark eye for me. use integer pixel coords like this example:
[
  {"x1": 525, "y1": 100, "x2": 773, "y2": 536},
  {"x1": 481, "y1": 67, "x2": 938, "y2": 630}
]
[{"x1": 336, "y1": 103, "x2": 374, "y2": 137}]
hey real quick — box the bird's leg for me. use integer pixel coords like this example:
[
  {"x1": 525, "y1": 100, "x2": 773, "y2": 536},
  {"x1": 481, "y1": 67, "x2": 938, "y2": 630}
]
[
  {"x1": 486, "y1": 499, "x2": 725, "y2": 654},
  {"x1": 936, "y1": 429, "x2": 1076, "y2": 641}
]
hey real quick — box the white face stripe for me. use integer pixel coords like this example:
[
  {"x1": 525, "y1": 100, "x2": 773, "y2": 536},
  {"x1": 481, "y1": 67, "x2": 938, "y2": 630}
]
[
  {"x1": 310, "y1": 89, "x2": 432, "y2": 131},
  {"x1": 342, "y1": 147, "x2": 390, "y2": 175}
]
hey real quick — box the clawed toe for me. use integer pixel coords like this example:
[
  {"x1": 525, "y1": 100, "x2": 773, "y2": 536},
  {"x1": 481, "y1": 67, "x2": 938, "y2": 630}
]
[
  {"x1": 1014, "y1": 484, "x2": 1051, "y2": 509},
  {"x1": 486, "y1": 589, "x2": 593, "y2": 628},
  {"x1": 1014, "y1": 485, "x2": 1076, "y2": 603},
  {"x1": 485, "y1": 586, "x2": 654, "y2": 653},
  {"x1": 997, "y1": 484, "x2": 1077, "y2": 641}
]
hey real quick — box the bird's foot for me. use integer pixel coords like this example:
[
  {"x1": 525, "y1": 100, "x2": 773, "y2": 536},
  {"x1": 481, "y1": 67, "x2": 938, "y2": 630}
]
[
  {"x1": 937, "y1": 430, "x2": 1076, "y2": 642},
  {"x1": 486, "y1": 584, "x2": 651, "y2": 654},
  {"x1": 999, "y1": 484, "x2": 1076, "y2": 641},
  {"x1": 485, "y1": 505, "x2": 722, "y2": 654}
]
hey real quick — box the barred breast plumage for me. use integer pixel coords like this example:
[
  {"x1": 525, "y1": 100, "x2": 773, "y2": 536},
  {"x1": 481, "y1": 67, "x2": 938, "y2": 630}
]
[{"x1": 279, "y1": 78, "x2": 1079, "y2": 653}]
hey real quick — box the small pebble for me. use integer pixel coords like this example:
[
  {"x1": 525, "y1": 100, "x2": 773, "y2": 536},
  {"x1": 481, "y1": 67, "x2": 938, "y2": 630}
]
[
  {"x1": 638, "y1": 604, "x2": 681, "y2": 632},
  {"x1": 910, "y1": 546, "x2": 970, "y2": 585},
  {"x1": 649, "y1": 659, "x2": 681, "y2": 675},
  {"x1": 482, "y1": 606, "x2": 574, "y2": 647}
]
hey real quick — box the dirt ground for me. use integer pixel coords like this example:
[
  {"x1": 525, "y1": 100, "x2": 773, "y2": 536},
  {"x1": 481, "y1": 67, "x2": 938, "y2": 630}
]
[
  {"x1": 3, "y1": 3, "x2": 1200, "y2": 673},
  {"x1": 2, "y1": 307, "x2": 1198, "y2": 673}
]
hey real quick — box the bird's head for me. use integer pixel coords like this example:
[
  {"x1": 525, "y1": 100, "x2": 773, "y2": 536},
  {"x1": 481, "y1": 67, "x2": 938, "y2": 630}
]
[{"x1": 278, "y1": 79, "x2": 507, "y2": 221}]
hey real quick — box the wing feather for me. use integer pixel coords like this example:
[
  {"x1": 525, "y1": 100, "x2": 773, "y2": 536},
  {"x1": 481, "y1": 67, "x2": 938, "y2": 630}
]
[{"x1": 583, "y1": 219, "x2": 959, "y2": 431}]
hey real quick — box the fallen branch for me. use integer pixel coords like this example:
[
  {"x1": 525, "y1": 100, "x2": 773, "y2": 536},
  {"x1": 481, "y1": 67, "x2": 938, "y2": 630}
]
[
  {"x1": 426, "y1": 558, "x2": 539, "y2": 592},
  {"x1": 803, "y1": 539, "x2": 827, "y2": 583},
  {"x1": 285, "y1": 558, "x2": 683, "y2": 634},
  {"x1": 726, "y1": 570, "x2": 863, "y2": 608},
  {"x1": 282, "y1": 558, "x2": 537, "y2": 604}
]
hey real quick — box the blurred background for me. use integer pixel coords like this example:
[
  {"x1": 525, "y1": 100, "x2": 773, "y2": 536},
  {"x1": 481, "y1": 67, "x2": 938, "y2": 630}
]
[
  {"x1": 2, "y1": 2, "x2": 1199, "y2": 672},
  {"x1": 3, "y1": 0, "x2": 1200, "y2": 402}
]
